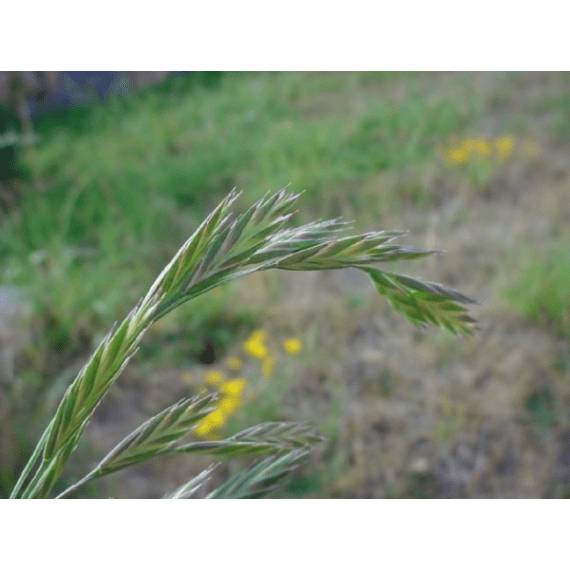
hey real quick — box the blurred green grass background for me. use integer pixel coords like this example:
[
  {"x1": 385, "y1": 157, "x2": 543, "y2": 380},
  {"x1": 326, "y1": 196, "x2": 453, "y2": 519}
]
[
  {"x1": 0, "y1": 71, "x2": 481, "y2": 374},
  {"x1": 2, "y1": 71, "x2": 569, "y2": 498}
]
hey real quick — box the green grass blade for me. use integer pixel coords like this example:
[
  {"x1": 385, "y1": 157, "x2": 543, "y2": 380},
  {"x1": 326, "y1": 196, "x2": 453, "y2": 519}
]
[
  {"x1": 206, "y1": 449, "x2": 310, "y2": 499},
  {"x1": 173, "y1": 421, "x2": 323, "y2": 457}
]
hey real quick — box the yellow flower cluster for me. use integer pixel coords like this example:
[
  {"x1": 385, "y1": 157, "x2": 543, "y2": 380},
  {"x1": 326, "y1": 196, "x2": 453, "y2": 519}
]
[
  {"x1": 442, "y1": 135, "x2": 514, "y2": 165},
  {"x1": 243, "y1": 329, "x2": 268, "y2": 359},
  {"x1": 194, "y1": 371, "x2": 247, "y2": 438},
  {"x1": 242, "y1": 330, "x2": 303, "y2": 376},
  {"x1": 283, "y1": 337, "x2": 302, "y2": 355},
  {"x1": 192, "y1": 329, "x2": 304, "y2": 439},
  {"x1": 242, "y1": 329, "x2": 289, "y2": 379}
]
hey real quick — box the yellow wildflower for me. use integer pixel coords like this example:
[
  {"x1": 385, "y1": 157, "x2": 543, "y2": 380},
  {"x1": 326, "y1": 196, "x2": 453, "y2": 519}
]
[
  {"x1": 252, "y1": 329, "x2": 266, "y2": 342},
  {"x1": 222, "y1": 379, "x2": 247, "y2": 397},
  {"x1": 193, "y1": 420, "x2": 213, "y2": 437},
  {"x1": 219, "y1": 398, "x2": 240, "y2": 415},
  {"x1": 444, "y1": 136, "x2": 515, "y2": 165},
  {"x1": 194, "y1": 423, "x2": 221, "y2": 439},
  {"x1": 204, "y1": 408, "x2": 225, "y2": 428},
  {"x1": 194, "y1": 379, "x2": 247, "y2": 440},
  {"x1": 474, "y1": 139, "x2": 491, "y2": 156},
  {"x1": 283, "y1": 337, "x2": 302, "y2": 355},
  {"x1": 243, "y1": 329, "x2": 268, "y2": 359},
  {"x1": 216, "y1": 379, "x2": 247, "y2": 419},
  {"x1": 194, "y1": 408, "x2": 226, "y2": 438},
  {"x1": 446, "y1": 146, "x2": 468, "y2": 164},
  {"x1": 495, "y1": 135, "x2": 514, "y2": 162}
]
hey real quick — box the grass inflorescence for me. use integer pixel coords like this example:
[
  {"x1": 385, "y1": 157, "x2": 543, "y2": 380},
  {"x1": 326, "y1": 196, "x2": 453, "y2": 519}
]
[{"x1": 9, "y1": 188, "x2": 477, "y2": 499}]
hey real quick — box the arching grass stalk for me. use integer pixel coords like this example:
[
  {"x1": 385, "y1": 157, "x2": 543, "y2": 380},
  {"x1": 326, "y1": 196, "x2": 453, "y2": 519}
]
[{"x1": 10, "y1": 188, "x2": 477, "y2": 499}]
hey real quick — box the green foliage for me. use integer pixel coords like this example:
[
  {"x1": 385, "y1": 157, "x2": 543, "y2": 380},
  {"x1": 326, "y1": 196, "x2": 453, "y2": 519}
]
[
  {"x1": 18, "y1": 72, "x2": 478, "y2": 224},
  {"x1": 505, "y1": 240, "x2": 570, "y2": 338},
  {"x1": 9, "y1": 189, "x2": 476, "y2": 499}
]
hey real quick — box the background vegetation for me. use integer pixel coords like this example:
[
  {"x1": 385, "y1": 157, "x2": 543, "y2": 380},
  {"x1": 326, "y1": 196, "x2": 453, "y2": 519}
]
[{"x1": 1, "y1": 71, "x2": 569, "y2": 497}]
